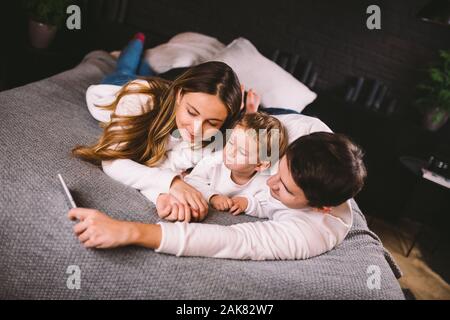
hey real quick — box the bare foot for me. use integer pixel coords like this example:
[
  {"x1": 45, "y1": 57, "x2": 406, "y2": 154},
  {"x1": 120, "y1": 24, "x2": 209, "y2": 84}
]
[
  {"x1": 245, "y1": 89, "x2": 261, "y2": 114},
  {"x1": 110, "y1": 51, "x2": 121, "y2": 59}
]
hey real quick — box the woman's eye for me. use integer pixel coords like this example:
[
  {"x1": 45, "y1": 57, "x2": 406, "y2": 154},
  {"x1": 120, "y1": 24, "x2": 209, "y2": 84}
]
[{"x1": 187, "y1": 110, "x2": 196, "y2": 116}]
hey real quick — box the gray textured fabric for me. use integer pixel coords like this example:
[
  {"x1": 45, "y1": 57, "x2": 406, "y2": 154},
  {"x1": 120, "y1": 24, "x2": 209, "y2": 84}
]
[{"x1": 0, "y1": 51, "x2": 404, "y2": 300}]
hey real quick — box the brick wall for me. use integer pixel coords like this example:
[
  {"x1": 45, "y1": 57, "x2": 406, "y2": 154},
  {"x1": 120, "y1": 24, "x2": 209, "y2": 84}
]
[{"x1": 123, "y1": 0, "x2": 449, "y2": 104}]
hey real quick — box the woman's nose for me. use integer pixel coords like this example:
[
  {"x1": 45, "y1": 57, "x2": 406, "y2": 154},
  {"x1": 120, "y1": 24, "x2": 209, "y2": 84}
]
[{"x1": 192, "y1": 120, "x2": 203, "y2": 136}]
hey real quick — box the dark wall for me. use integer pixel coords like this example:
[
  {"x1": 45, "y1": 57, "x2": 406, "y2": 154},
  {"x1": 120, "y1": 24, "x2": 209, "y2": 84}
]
[{"x1": 121, "y1": 0, "x2": 449, "y2": 104}]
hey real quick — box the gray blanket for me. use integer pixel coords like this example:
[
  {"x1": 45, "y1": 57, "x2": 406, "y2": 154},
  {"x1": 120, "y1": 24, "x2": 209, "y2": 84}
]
[{"x1": 0, "y1": 51, "x2": 404, "y2": 299}]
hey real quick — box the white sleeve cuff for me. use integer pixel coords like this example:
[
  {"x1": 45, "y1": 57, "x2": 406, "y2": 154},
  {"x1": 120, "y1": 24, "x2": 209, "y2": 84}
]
[{"x1": 155, "y1": 222, "x2": 185, "y2": 256}]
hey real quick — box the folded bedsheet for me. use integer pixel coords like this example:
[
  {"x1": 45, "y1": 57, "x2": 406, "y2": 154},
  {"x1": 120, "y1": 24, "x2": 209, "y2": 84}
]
[{"x1": 0, "y1": 51, "x2": 404, "y2": 299}]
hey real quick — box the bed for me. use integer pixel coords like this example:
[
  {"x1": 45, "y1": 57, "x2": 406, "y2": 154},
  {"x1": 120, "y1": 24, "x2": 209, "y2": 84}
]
[{"x1": 0, "y1": 50, "x2": 405, "y2": 299}]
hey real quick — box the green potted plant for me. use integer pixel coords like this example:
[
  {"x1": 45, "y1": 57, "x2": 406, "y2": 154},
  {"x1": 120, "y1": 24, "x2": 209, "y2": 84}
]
[
  {"x1": 22, "y1": 0, "x2": 72, "y2": 49},
  {"x1": 415, "y1": 49, "x2": 450, "y2": 131}
]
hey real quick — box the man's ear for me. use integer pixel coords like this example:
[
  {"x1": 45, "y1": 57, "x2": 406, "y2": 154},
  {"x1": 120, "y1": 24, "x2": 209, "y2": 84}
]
[{"x1": 255, "y1": 161, "x2": 271, "y2": 172}]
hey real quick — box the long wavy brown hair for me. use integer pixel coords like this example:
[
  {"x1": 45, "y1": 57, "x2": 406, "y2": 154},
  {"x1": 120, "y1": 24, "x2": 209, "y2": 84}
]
[{"x1": 72, "y1": 61, "x2": 242, "y2": 167}]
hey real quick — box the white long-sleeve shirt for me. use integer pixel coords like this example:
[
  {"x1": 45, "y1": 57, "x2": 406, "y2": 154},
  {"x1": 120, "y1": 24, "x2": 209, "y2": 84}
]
[
  {"x1": 86, "y1": 82, "x2": 332, "y2": 204},
  {"x1": 155, "y1": 189, "x2": 353, "y2": 260},
  {"x1": 184, "y1": 151, "x2": 271, "y2": 216}
]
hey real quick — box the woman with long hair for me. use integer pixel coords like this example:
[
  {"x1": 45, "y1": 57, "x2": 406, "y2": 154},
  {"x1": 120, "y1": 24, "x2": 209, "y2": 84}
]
[{"x1": 73, "y1": 33, "x2": 244, "y2": 221}]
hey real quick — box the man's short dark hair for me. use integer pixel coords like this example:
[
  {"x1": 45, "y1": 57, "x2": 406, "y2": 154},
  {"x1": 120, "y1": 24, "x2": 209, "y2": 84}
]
[{"x1": 286, "y1": 132, "x2": 367, "y2": 208}]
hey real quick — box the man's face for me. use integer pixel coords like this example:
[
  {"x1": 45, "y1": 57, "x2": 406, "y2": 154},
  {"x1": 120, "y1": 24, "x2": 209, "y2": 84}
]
[{"x1": 266, "y1": 155, "x2": 309, "y2": 209}]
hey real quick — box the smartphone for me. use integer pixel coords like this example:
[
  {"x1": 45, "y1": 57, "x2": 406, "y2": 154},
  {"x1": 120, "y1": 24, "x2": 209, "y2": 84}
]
[{"x1": 57, "y1": 173, "x2": 77, "y2": 208}]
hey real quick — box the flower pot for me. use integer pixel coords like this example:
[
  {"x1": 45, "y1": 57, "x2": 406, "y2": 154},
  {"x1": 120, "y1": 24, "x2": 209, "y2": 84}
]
[
  {"x1": 423, "y1": 108, "x2": 449, "y2": 131},
  {"x1": 28, "y1": 19, "x2": 57, "y2": 49}
]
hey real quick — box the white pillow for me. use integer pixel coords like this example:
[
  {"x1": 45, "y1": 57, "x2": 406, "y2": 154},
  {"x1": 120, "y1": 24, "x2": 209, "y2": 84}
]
[
  {"x1": 209, "y1": 38, "x2": 317, "y2": 112},
  {"x1": 144, "y1": 32, "x2": 225, "y2": 73}
]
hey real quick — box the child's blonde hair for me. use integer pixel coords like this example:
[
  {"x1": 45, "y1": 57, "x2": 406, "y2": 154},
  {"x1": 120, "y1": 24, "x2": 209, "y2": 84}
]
[{"x1": 233, "y1": 112, "x2": 288, "y2": 163}]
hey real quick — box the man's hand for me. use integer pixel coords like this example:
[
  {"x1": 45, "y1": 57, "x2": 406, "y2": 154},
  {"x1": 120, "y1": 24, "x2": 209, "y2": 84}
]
[
  {"x1": 156, "y1": 193, "x2": 207, "y2": 222},
  {"x1": 210, "y1": 194, "x2": 234, "y2": 211},
  {"x1": 68, "y1": 208, "x2": 134, "y2": 249},
  {"x1": 229, "y1": 196, "x2": 248, "y2": 215}
]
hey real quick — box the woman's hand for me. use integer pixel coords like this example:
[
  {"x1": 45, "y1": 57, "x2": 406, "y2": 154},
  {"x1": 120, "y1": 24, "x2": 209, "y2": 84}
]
[
  {"x1": 68, "y1": 208, "x2": 135, "y2": 249},
  {"x1": 169, "y1": 177, "x2": 208, "y2": 217}
]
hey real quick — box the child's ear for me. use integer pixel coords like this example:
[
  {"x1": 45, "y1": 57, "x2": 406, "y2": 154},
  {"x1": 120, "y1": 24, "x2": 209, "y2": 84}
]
[{"x1": 255, "y1": 161, "x2": 271, "y2": 172}]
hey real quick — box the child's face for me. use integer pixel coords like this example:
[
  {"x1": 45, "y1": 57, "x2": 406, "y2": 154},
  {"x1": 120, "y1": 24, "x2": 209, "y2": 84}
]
[
  {"x1": 266, "y1": 155, "x2": 309, "y2": 209},
  {"x1": 223, "y1": 126, "x2": 262, "y2": 173}
]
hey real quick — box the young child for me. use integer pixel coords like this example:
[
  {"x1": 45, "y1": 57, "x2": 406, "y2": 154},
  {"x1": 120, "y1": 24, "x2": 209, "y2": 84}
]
[{"x1": 157, "y1": 112, "x2": 288, "y2": 221}]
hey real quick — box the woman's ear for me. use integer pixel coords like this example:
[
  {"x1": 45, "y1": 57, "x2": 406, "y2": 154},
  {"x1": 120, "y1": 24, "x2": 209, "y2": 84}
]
[
  {"x1": 255, "y1": 160, "x2": 271, "y2": 172},
  {"x1": 176, "y1": 89, "x2": 183, "y2": 105}
]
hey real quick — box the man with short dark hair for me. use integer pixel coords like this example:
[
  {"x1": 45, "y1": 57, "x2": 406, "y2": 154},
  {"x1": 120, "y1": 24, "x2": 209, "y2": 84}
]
[{"x1": 267, "y1": 132, "x2": 366, "y2": 211}]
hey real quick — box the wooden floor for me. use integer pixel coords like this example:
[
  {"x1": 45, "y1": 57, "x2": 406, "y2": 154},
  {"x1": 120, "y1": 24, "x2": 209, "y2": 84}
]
[{"x1": 368, "y1": 216, "x2": 450, "y2": 300}]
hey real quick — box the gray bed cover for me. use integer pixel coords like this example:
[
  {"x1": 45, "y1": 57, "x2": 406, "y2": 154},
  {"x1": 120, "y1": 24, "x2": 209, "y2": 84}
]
[{"x1": 0, "y1": 51, "x2": 404, "y2": 299}]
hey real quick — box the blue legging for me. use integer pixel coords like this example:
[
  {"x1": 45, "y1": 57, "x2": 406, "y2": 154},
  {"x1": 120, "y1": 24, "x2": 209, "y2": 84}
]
[{"x1": 101, "y1": 36, "x2": 155, "y2": 86}]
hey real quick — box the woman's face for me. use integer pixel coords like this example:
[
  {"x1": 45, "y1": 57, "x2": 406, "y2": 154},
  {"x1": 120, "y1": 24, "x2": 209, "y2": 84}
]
[{"x1": 175, "y1": 90, "x2": 229, "y2": 143}]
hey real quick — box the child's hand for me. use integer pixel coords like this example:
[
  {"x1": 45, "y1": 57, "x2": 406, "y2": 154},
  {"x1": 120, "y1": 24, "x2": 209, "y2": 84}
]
[
  {"x1": 210, "y1": 194, "x2": 234, "y2": 211},
  {"x1": 229, "y1": 196, "x2": 248, "y2": 215}
]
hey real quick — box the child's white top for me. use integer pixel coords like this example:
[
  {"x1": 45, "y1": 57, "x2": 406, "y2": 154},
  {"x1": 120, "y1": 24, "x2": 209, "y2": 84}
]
[
  {"x1": 86, "y1": 81, "x2": 332, "y2": 203},
  {"x1": 86, "y1": 80, "x2": 214, "y2": 203},
  {"x1": 184, "y1": 151, "x2": 271, "y2": 216},
  {"x1": 156, "y1": 187, "x2": 353, "y2": 260}
]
